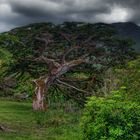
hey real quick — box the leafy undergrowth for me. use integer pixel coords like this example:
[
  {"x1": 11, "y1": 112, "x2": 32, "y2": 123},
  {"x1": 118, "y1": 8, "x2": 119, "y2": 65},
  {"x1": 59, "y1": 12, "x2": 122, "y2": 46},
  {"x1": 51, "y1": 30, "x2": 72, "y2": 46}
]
[
  {"x1": 113, "y1": 57, "x2": 140, "y2": 102},
  {"x1": 0, "y1": 100, "x2": 81, "y2": 140},
  {"x1": 80, "y1": 57, "x2": 140, "y2": 140}
]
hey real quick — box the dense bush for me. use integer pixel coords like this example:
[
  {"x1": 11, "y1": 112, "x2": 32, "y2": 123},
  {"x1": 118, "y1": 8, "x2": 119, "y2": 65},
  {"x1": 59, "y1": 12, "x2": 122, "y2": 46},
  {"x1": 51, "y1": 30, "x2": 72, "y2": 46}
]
[
  {"x1": 81, "y1": 96, "x2": 140, "y2": 140},
  {"x1": 115, "y1": 58, "x2": 140, "y2": 102}
]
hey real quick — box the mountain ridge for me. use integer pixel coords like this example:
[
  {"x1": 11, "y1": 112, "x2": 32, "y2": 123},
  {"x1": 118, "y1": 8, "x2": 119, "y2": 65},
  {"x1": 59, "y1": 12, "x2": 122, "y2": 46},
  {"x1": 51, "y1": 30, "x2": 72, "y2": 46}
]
[{"x1": 112, "y1": 22, "x2": 140, "y2": 51}]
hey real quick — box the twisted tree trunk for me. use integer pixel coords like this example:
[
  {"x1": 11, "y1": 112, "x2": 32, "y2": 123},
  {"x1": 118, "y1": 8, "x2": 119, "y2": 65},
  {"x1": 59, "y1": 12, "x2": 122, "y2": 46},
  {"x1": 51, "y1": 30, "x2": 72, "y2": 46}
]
[
  {"x1": 32, "y1": 52, "x2": 87, "y2": 111},
  {"x1": 32, "y1": 78, "x2": 49, "y2": 111}
]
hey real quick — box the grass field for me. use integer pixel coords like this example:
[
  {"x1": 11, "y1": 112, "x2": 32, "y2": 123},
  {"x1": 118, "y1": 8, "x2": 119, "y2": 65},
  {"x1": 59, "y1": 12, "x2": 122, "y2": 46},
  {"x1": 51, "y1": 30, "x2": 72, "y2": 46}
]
[{"x1": 0, "y1": 100, "x2": 81, "y2": 140}]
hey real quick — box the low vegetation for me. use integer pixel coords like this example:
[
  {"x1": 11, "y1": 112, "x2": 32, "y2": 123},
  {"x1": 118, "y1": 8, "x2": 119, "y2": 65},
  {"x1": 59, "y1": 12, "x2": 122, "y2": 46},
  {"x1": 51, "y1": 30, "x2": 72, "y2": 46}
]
[
  {"x1": 0, "y1": 100, "x2": 81, "y2": 140},
  {"x1": 81, "y1": 97, "x2": 140, "y2": 140},
  {"x1": 81, "y1": 57, "x2": 140, "y2": 140}
]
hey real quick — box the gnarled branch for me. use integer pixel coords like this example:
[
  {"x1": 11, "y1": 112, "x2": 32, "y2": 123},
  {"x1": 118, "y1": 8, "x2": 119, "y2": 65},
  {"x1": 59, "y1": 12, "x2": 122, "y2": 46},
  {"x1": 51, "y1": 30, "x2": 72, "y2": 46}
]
[{"x1": 56, "y1": 79, "x2": 89, "y2": 94}]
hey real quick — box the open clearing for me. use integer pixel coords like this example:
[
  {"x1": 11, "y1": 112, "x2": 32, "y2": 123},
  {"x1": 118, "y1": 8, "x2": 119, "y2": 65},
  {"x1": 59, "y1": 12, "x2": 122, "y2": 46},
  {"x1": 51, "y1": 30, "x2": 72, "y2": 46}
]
[{"x1": 0, "y1": 100, "x2": 81, "y2": 140}]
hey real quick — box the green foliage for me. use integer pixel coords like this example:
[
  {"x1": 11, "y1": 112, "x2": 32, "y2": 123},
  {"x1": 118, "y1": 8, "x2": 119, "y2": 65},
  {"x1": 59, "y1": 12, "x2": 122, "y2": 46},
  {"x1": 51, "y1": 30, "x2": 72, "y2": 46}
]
[
  {"x1": 14, "y1": 73, "x2": 33, "y2": 95},
  {"x1": 80, "y1": 58, "x2": 140, "y2": 140},
  {"x1": 0, "y1": 48, "x2": 14, "y2": 76},
  {"x1": 0, "y1": 47, "x2": 13, "y2": 63},
  {"x1": 114, "y1": 57, "x2": 140, "y2": 102},
  {"x1": 81, "y1": 96, "x2": 140, "y2": 140}
]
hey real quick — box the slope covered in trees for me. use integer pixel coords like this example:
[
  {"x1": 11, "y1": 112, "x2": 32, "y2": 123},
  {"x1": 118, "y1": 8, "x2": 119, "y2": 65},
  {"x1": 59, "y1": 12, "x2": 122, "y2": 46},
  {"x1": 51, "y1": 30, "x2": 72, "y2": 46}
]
[{"x1": 112, "y1": 22, "x2": 140, "y2": 52}]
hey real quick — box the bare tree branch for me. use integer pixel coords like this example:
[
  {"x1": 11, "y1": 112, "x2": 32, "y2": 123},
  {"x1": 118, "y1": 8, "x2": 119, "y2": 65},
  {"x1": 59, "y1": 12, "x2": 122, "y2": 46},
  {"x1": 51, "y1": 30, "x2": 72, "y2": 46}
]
[
  {"x1": 67, "y1": 54, "x2": 89, "y2": 67},
  {"x1": 56, "y1": 79, "x2": 89, "y2": 94},
  {"x1": 59, "y1": 32, "x2": 71, "y2": 42},
  {"x1": 35, "y1": 37, "x2": 50, "y2": 45},
  {"x1": 40, "y1": 56, "x2": 61, "y2": 67},
  {"x1": 56, "y1": 84, "x2": 85, "y2": 105},
  {"x1": 61, "y1": 46, "x2": 80, "y2": 63},
  {"x1": 59, "y1": 77, "x2": 90, "y2": 82}
]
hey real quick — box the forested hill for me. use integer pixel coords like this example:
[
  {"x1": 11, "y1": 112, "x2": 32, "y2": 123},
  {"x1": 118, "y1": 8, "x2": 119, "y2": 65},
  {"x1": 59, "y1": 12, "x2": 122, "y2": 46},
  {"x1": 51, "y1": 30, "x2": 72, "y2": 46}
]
[{"x1": 112, "y1": 22, "x2": 140, "y2": 51}]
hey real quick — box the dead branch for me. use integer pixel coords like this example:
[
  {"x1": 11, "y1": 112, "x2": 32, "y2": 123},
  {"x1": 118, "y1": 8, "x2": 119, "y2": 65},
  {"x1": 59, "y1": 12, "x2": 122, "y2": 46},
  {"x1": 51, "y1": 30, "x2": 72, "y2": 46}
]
[
  {"x1": 35, "y1": 37, "x2": 50, "y2": 45},
  {"x1": 59, "y1": 77, "x2": 90, "y2": 82},
  {"x1": 56, "y1": 79, "x2": 89, "y2": 94},
  {"x1": 35, "y1": 33, "x2": 53, "y2": 55},
  {"x1": 56, "y1": 84, "x2": 85, "y2": 105},
  {"x1": 40, "y1": 56, "x2": 60, "y2": 67},
  {"x1": 67, "y1": 54, "x2": 89, "y2": 67},
  {"x1": 59, "y1": 32, "x2": 71, "y2": 42}
]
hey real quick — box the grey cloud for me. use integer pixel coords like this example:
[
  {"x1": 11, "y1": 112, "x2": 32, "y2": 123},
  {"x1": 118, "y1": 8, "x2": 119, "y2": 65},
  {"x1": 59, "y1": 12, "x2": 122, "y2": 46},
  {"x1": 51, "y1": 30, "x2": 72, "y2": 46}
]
[
  {"x1": 0, "y1": 0, "x2": 140, "y2": 32},
  {"x1": 105, "y1": 0, "x2": 140, "y2": 23},
  {"x1": 107, "y1": 0, "x2": 140, "y2": 8},
  {"x1": 9, "y1": 0, "x2": 111, "y2": 17}
]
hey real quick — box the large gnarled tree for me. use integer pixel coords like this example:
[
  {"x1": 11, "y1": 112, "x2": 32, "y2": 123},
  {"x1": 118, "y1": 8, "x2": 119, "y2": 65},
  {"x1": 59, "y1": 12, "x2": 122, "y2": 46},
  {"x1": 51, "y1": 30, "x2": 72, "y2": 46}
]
[
  {"x1": 32, "y1": 31, "x2": 102, "y2": 110},
  {"x1": 0, "y1": 22, "x2": 134, "y2": 110}
]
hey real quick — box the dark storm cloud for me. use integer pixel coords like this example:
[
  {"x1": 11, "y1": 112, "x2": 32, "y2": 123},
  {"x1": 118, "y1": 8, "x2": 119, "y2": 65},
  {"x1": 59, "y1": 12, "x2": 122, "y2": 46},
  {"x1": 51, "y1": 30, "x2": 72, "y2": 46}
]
[
  {"x1": 0, "y1": 0, "x2": 140, "y2": 32},
  {"x1": 107, "y1": 0, "x2": 140, "y2": 8},
  {"x1": 9, "y1": 0, "x2": 111, "y2": 19}
]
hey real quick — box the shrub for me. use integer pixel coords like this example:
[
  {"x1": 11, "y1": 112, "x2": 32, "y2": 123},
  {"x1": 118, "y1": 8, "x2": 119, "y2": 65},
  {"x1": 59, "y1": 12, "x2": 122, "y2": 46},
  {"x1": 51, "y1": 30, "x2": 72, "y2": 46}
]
[
  {"x1": 114, "y1": 58, "x2": 140, "y2": 102},
  {"x1": 81, "y1": 96, "x2": 140, "y2": 140}
]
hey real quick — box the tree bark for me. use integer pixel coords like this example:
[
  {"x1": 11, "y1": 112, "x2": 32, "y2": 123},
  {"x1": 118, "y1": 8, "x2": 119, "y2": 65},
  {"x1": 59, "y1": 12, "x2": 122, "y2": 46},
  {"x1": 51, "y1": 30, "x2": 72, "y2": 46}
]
[
  {"x1": 32, "y1": 78, "x2": 48, "y2": 111},
  {"x1": 32, "y1": 56, "x2": 87, "y2": 111}
]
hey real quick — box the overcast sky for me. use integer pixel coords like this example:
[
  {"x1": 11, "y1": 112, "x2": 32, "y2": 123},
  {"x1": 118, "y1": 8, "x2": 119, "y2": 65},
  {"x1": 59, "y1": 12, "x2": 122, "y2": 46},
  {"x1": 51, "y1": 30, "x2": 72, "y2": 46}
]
[{"x1": 0, "y1": 0, "x2": 140, "y2": 32}]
